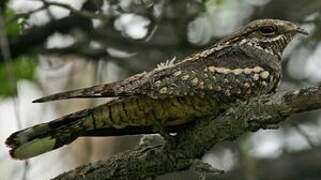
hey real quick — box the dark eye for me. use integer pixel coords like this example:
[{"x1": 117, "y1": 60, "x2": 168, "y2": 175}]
[{"x1": 259, "y1": 26, "x2": 276, "y2": 34}]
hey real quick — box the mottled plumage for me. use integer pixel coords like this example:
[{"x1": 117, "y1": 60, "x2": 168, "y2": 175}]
[{"x1": 6, "y1": 19, "x2": 307, "y2": 159}]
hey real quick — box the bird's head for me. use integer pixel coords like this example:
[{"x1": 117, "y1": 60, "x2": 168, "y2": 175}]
[{"x1": 225, "y1": 19, "x2": 308, "y2": 57}]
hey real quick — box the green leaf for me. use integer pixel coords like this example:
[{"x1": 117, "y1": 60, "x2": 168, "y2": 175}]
[
  {"x1": 0, "y1": 56, "x2": 36, "y2": 97},
  {"x1": 4, "y1": 8, "x2": 22, "y2": 37}
]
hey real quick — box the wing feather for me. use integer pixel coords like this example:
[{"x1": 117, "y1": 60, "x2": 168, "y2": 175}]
[{"x1": 33, "y1": 72, "x2": 148, "y2": 103}]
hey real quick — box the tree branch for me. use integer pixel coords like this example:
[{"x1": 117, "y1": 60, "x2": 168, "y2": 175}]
[
  {"x1": 0, "y1": 1, "x2": 98, "y2": 62},
  {"x1": 53, "y1": 85, "x2": 321, "y2": 180}
]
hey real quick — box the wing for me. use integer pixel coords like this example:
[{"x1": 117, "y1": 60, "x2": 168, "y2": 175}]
[
  {"x1": 33, "y1": 72, "x2": 148, "y2": 103},
  {"x1": 33, "y1": 45, "x2": 279, "y2": 103},
  {"x1": 136, "y1": 45, "x2": 280, "y2": 101}
]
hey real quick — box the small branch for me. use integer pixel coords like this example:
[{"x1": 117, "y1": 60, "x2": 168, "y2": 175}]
[
  {"x1": 292, "y1": 122, "x2": 317, "y2": 148},
  {"x1": 53, "y1": 85, "x2": 321, "y2": 180},
  {"x1": 34, "y1": 0, "x2": 110, "y2": 20},
  {"x1": 0, "y1": 1, "x2": 100, "y2": 63},
  {"x1": 5, "y1": 14, "x2": 92, "y2": 62}
]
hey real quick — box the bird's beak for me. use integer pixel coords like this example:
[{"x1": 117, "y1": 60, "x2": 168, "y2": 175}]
[{"x1": 294, "y1": 27, "x2": 309, "y2": 35}]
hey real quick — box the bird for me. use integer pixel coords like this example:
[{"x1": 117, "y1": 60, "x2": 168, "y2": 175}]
[{"x1": 6, "y1": 19, "x2": 308, "y2": 160}]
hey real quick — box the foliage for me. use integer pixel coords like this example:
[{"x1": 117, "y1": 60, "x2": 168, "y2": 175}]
[
  {"x1": 4, "y1": 8, "x2": 21, "y2": 37},
  {"x1": 0, "y1": 8, "x2": 32, "y2": 97},
  {"x1": 0, "y1": 56, "x2": 36, "y2": 97}
]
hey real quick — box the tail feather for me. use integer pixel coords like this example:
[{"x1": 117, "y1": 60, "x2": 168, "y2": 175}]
[{"x1": 5, "y1": 109, "x2": 90, "y2": 159}]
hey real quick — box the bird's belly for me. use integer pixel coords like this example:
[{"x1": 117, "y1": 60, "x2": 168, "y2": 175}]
[{"x1": 84, "y1": 96, "x2": 219, "y2": 130}]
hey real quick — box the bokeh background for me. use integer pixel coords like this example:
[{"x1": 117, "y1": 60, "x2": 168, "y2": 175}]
[{"x1": 0, "y1": 0, "x2": 321, "y2": 179}]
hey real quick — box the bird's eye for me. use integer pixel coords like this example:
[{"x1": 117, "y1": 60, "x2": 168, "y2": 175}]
[{"x1": 259, "y1": 26, "x2": 276, "y2": 35}]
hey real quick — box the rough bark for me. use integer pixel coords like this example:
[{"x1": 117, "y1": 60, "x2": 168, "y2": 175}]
[{"x1": 53, "y1": 85, "x2": 321, "y2": 180}]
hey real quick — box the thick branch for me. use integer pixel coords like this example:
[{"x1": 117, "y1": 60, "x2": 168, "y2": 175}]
[{"x1": 53, "y1": 85, "x2": 321, "y2": 180}]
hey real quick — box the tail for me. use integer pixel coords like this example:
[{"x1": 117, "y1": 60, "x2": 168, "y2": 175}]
[
  {"x1": 6, "y1": 96, "x2": 155, "y2": 160},
  {"x1": 5, "y1": 109, "x2": 91, "y2": 159},
  {"x1": 6, "y1": 94, "x2": 207, "y2": 159}
]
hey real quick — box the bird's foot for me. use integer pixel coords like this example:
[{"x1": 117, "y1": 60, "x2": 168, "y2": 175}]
[
  {"x1": 139, "y1": 134, "x2": 165, "y2": 147},
  {"x1": 151, "y1": 120, "x2": 176, "y2": 144}
]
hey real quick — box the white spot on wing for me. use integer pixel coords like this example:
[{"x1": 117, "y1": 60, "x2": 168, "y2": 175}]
[
  {"x1": 181, "y1": 75, "x2": 190, "y2": 80},
  {"x1": 261, "y1": 81, "x2": 268, "y2": 86},
  {"x1": 244, "y1": 82, "x2": 250, "y2": 88},
  {"x1": 191, "y1": 78, "x2": 199, "y2": 85},
  {"x1": 260, "y1": 71, "x2": 270, "y2": 79},
  {"x1": 155, "y1": 80, "x2": 162, "y2": 87},
  {"x1": 253, "y1": 74, "x2": 260, "y2": 81},
  {"x1": 208, "y1": 66, "x2": 216, "y2": 72},
  {"x1": 159, "y1": 87, "x2": 167, "y2": 94}
]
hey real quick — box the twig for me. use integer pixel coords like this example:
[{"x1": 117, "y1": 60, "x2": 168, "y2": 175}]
[
  {"x1": 33, "y1": 0, "x2": 111, "y2": 20},
  {"x1": 292, "y1": 122, "x2": 317, "y2": 148}
]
